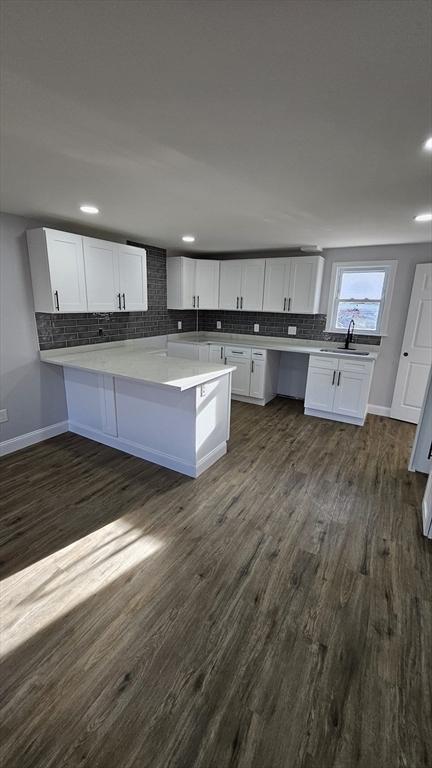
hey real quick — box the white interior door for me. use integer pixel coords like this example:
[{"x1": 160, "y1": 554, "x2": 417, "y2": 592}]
[
  {"x1": 422, "y1": 472, "x2": 432, "y2": 539},
  {"x1": 118, "y1": 244, "x2": 147, "y2": 311},
  {"x1": 45, "y1": 230, "x2": 87, "y2": 312},
  {"x1": 83, "y1": 238, "x2": 118, "y2": 312},
  {"x1": 219, "y1": 261, "x2": 242, "y2": 310},
  {"x1": 391, "y1": 263, "x2": 432, "y2": 423}
]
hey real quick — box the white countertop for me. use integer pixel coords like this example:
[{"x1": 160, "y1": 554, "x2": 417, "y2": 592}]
[
  {"x1": 41, "y1": 341, "x2": 235, "y2": 391},
  {"x1": 167, "y1": 332, "x2": 379, "y2": 361}
]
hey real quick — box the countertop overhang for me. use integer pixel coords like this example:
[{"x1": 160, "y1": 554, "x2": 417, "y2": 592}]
[{"x1": 41, "y1": 342, "x2": 235, "y2": 391}]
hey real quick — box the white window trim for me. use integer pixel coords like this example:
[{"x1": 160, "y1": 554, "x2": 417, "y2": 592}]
[{"x1": 325, "y1": 260, "x2": 397, "y2": 336}]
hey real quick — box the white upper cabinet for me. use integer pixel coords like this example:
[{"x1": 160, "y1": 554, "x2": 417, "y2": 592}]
[
  {"x1": 263, "y1": 258, "x2": 290, "y2": 312},
  {"x1": 27, "y1": 229, "x2": 147, "y2": 314},
  {"x1": 219, "y1": 260, "x2": 243, "y2": 310},
  {"x1": 195, "y1": 259, "x2": 220, "y2": 309},
  {"x1": 83, "y1": 237, "x2": 118, "y2": 312},
  {"x1": 117, "y1": 243, "x2": 148, "y2": 311},
  {"x1": 219, "y1": 259, "x2": 265, "y2": 311},
  {"x1": 263, "y1": 255, "x2": 324, "y2": 314},
  {"x1": 167, "y1": 256, "x2": 219, "y2": 310},
  {"x1": 27, "y1": 228, "x2": 87, "y2": 313}
]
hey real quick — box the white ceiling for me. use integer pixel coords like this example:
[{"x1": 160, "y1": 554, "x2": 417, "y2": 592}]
[{"x1": 1, "y1": 0, "x2": 431, "y2": 252}]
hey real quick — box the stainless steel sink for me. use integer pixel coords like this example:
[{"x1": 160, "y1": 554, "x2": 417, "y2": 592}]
[{"x1": 320, "y1": 348, "x2": 370, "y2": 356}]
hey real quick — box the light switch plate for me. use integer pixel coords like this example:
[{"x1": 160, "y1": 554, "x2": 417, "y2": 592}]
[
  {"x1": 254, "y1": 323, "x2": 259, "y2": 333},
  {"x1": 216, "y1": 321, "x2": 222, "y2": 329},
  {"x1": 0, "y1": 408, "x2": 8, "y2": 423},
  {"x1": 288, "y1": 326, "x2": 297, "y2": 335},
  {"x1": 177, "y1": 321, "x2": 182, "y2": 330}
]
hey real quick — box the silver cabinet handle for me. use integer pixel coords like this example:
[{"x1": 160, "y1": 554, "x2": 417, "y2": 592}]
[
  {"x1": 236, "y1": 296, "x2": 239, "y2": 309},
  {"x1": 283, "y1": 297, "x2": 287, "y2": 311},
  {"x1": 197, "y1": 295, "x2": 200, "y2": 308},
  {"x1": 122, "y1": 293, "x2": 126, "y2": 310},
  {"x1": 220, "y1": 346, "x2": 223, "y2": 359},
  {"x1": 251, "y1": 360, "x2": 254, "y2": 373},
  {"x1": 240, "y1": 296, "x2": 243, "y2": 309},
  {"x1": 337, "y1": 371, "x2": 341, "y2": 386},
  {"x1": 332, "y1": 370, "x2": 336, "y2": 385},
  {"x1": 288, "y1": 297, "x2": 291, "y2": 311},
  {"x1": 54, "y1": 290, "x2": 60, "y2": 311},
  {"x1": 117, "y1": 292, "x2": 122, "y2": 310}
]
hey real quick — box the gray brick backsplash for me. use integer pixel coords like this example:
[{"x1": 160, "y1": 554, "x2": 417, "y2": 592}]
[
  {"x1": 35, "y1": 246, "x2": 380, "y2": 349},
  {"x1": 197, "y1": 311, "x2": 380, "y2": 345},
  {"x1": 36, "y1": 244, "x2": 197, "y2": 350}
]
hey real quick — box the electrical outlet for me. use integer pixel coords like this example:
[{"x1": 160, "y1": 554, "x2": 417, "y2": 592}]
[
  {"x1": 216, "y1": 321, "x2": 221, "y2": 330},
  {"x1": 254, "y1": 323, "x2": 259, "y2": 333},
  {"x1": 177, "y1": 321, "x2": 182, "y2": 330},
  {"x1": 0, "y1": 408, "x2": 8, "y2": 423},
  {"x1": 288, "y1": 326, "x2": 297, "y2": 335}
]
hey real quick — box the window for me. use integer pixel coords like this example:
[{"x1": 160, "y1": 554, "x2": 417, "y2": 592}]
[{"x1": 326, "y1": 261, "x2": 397, "y2": 336}]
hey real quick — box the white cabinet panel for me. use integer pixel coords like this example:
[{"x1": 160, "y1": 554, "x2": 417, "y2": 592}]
[
  {"x1": 304, "y1": 367, "x2": 336, "y2": 412},
  {"x1": 226, "y1": 356, "x2": 251, "y2": 396},
  {"x1": 209, "y1": 344, "x2": 225, "y2": 363},
  {"x1": 333, "y1": 370, "x2": 370, "y2": 419},
  {"x1": 263, "y1": 258, "x2": 290, "y2": 312},
  {"x1": 195, "y1": 260, "x2": 220, "y2": 309},
  {"x1": 249, "y1": 359, "x2": 265, "y2": 398},
  {"x1": 219, "y1": 260, "x2": 243, "y2": 310},
  {"x1": 45, "y1": 230, "x2": 87, "y2": 313},
  {"x1": 118, "y1": 244, "x2": 147, "y2": 311},
  {"x1": 83, "y1": 238, "x2": 118, "y2": 312},
  {"x1": 241, "y1": 260, "x2": 265, "y2": 311},
  {"x1": 288, "y1": 257, "x2": 323, "y2": 314}
]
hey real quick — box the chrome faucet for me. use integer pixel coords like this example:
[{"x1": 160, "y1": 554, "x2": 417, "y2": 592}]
[{"x1": 344, "y1": 319, "x2": 355, "y2": 349}]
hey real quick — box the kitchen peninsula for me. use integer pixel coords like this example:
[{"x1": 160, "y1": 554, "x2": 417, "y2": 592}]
[{"x1": 41, "y1": 340, "x2": 235, "y2": 477}]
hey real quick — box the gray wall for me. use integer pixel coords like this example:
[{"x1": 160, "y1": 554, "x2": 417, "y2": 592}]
[
  {"x1": 320, "y1": 242, "x2": 432, "y2": 408},
  {"x1": 0, "y1": 212, "x2": 68, "y2": 441}
]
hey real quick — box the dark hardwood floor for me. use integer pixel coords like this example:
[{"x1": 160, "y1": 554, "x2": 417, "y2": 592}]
[{"x1": 0, "y1": 398, "x2": 431, "y2": 768}]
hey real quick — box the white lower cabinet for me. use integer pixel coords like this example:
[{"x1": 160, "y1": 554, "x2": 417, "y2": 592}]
[
  {"x1": 305, "y1": 355, "x2": 374, "y2": 425},
  {"x1": 209, "y1": 344, "x2": 225, "y2": 363},
  {"x1": 249, "y1": 358, "x2": 266, "y2": 399}
]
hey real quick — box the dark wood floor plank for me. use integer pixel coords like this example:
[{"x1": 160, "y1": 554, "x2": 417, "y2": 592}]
[{"x1": 0, "y1": 398, "x2": 430, "y2": 768}]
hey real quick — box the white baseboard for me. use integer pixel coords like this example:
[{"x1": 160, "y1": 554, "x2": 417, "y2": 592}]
[
  {"x1": 367, "y1": 404, "x2": 391, "y2": 417},
  {"x1": 0, "y1": 421, "x2": 69, "y2": 457},
  {"x1": 69, "y1": 421, "x2": 226, "y2": 478}
]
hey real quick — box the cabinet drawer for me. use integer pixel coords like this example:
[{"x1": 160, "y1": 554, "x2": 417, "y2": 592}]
[
  {"x1": 224, "y1": 346, "x2": 251, "y2": 358},
  {"x1": 309, "y1": 355, "x2": 338, "y2": 370},
  {"x1": 338, "y1": 358, "x2": 372, "y2": 374},
  {"x1": 252, "y1": 349, "x2": 267, "y2": 360}
]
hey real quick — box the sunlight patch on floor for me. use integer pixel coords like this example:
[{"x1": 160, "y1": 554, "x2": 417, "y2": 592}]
[{"x1": 0, "y1": 519, "x2": 163, "y2": 657}]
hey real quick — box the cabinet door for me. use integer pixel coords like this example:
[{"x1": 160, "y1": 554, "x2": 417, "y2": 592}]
[
  {"x1": 195, "y1": 260, "x2": 220, "y2": 309},
  {"x1": 226, "y1": 356, "x2": 251, "y2": 396},
  {"x1": 83, "y1": 237, "x2": 119, "y2": 312},
  {"x1": 219, "y1": 261, "x2": 242, "y2": 310},
  {"x1": 333, "y1": 370, "x2": 370, "y2": 419},
  {"x1": 263, "y1": 258, "x2": 290, "y2": 312},
  {"x1": 288, "y1": 256, "x2": 323, "y2": 314},
  {"x1": 241, "y1": 259, "x2": 265, "y2": 311},
  {"x1": 209, "y1": 344, "x2": 225, "y2": 363},
  {"x1": 118, "y1": 244, "x2": 147, "y2": 311},
  {"x1": 304, "y1": 366, "x2": 336, "y2": 412},
  {"x1": 249, "y1": 359, "x2": 265, "y2": 398},
  {"x1": 45, "y1": 230, "x2": 87, "y2": 312}
]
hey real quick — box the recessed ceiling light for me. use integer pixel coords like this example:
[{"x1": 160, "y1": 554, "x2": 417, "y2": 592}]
[
  {"x1": 423, "y1": 136, "x2": 432, "y2": 151},
  {"x1": 414, "y1": 212, "x2": 432, "y2": 222},
  {"x1": 80, "y1": 204, "x2": 99, "y2": 214},
  {"x1": 182, "y1": 235, "x2": 196, "y2": 243}
]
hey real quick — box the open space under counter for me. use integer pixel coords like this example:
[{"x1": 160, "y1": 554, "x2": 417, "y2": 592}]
[{"x1": 41, "y1": 341, "x2": 235, "y2": 477}]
